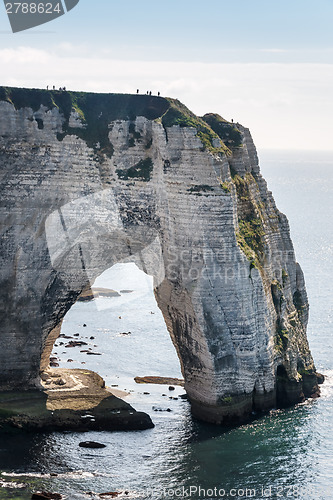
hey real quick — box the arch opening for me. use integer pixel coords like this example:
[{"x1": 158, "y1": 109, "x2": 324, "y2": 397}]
[{"x1": 44, "y1": 262, "x2": 184, "y2": 412}]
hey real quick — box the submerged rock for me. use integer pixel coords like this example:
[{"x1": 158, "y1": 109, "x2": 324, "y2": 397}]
[
  {"x1": 134, "y1": 376, "x2": 184, "y2": 387},
  {"x1": 65, "y1": 341, "x2": 88, "y2": 348},
  {"x1": 79, "y1": 441, "x2": 106, "y2": 449},
  {"x1": 31, "y1": 492, "x2": 62, "y2": 500},
  {"x1": 78, "y1": 287, "x2": 121, "y2": 301},
  {"x1": 99, "y1": 493, "x2": 122, "y2": 498}
]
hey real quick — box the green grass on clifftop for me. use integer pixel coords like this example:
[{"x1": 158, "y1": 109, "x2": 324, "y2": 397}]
[
  {"x1": 0, "y1": 86, "x2": 233, "y2": 158},
  {"x1": 0, "y1": 87, "x2": 170, "y2": 158},
  {"x1": 162, "y1": 98, "x2": 231, "y2": 155},
  {"x1": 202, "y1": 113, "x2": 243, "y2": 149},
  {"x1": 0, "y1": 87, "x2": 169, "y2": 121}
]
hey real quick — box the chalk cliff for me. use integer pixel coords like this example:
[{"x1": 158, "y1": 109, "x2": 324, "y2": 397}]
[{"x1": 0, "y1": 87, "x2": 322, "y2": 424}]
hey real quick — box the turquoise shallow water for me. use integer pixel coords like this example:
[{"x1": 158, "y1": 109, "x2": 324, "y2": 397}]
[{"x1": 0, "y1": 150, "x2": 332, "y2": 500}]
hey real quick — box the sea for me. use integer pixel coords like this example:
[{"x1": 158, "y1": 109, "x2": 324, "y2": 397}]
[{"x1": 0, "y1": 150, "x2": 332, "y2": 500}]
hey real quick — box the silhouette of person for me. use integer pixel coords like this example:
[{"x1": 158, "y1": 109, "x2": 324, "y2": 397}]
[
  {"x1": 137, "y1": 89, "x2": 139, "y2": 94},
  {"x1": 158, "y1": 92, "x2": 160, "y2": 96},
  {"x1": 149, "y1": 91, "x2": 152, "y2": 96}
]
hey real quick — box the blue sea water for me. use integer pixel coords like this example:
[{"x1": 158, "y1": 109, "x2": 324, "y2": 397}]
[{"x1": 0, "y1": 150, "x2": 332, "y2": 500}]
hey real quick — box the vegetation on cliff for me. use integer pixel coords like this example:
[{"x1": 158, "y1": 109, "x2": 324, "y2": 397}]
[
  {"x1": 0, "y1": 86, "x2": 169, "y2": 158},
  {"x1": 116, "y1": 158, "x2": 153, "y2": 182},
  {"x1": 161, "y1": 98, "x2": 231, "y2": 155},
  {"x1": 0, "y1": 86, "x2": 233, "y2": 157},
  {"x1": 233, "y1": 173, "x2": 265, "y2": 269},
  {"x1": 202, "y1": 113, "x2": 243, "y2": 149}
]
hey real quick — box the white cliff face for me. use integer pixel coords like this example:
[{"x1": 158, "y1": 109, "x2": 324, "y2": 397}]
[{"x1": 0, "y1": 92, "x2": 320, "y2": 424}]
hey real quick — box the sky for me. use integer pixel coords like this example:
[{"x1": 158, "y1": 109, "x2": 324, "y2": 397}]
[{"x1": 0, "y1": 0, "x2": 333, "y2": 151}]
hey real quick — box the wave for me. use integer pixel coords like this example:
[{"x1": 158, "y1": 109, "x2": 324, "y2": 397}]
[
  {"x1": 317, "y1": 369, "x2": 333, "y2": 399},
  {"x1": 0, "y1": 479, "x2": 27, "y2": 488},
  {"x1": 1, "y1": 470, "x2": 112, "y2": 479}
]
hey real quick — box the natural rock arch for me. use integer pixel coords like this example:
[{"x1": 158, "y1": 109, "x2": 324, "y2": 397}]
[
  {"x1": 39, "y1": 190, "x2": 165, "y2": 366},
  {"x1": 0, "y1": 88, "x2": 321, "y2": 424}
]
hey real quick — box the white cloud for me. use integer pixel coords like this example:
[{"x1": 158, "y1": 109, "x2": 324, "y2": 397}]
[
  {"x1": 259, "y1": 48, "x2": 288, "y2": 53},
  {"x1": 1, "y1": 46, "x2": 333, "y2": 151},
  {"x1": 0, "y1": 46, "x2": 49, "y2": 63}
]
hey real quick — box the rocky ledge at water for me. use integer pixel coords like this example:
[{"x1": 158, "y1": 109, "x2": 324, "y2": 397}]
[
  {"x1": 0, "y1": 369, "x2": 153, "y2": 431},
  {"x1": 77, "y1": 287, "x2": 121, "y2": 301}
]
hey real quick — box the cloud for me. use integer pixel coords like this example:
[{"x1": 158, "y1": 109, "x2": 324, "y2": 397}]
[
  {"x1": 259, "y1": 48, "x2": 288, "y2": 53},
  {"x1": 0, "y1": 46, "x2": 49, "y2": 63},
  {"x1": 1, "y1": 46, "x2": 333, "y2": 151}
]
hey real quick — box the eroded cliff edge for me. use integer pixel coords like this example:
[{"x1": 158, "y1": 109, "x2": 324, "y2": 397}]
[{"x1": 0, "y1": 87, "x2": 323, "y2": 425}]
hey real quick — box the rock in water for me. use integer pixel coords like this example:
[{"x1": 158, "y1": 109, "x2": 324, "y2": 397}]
[
  {"x1": 134, "y1": 376, "x2": 184, "y2": 386},
  {"x1": 31, "y1": 492, "x2": 62, "y2": 500},
  {"x1": 78, "y1": 287, "x2": 121, "y2": 301},
  {"x1": 99, "y1": 493, "x2": 121, "y2": 498},
  {"x1": 65, "y1": 340, "x2": 88, "y2": 347},
  {"x1": 0, "y1": 88, "x2": 321, "y2": 425},
  {"x1": 79, "y1": 441, "x2": 107, "y2": 449}
]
